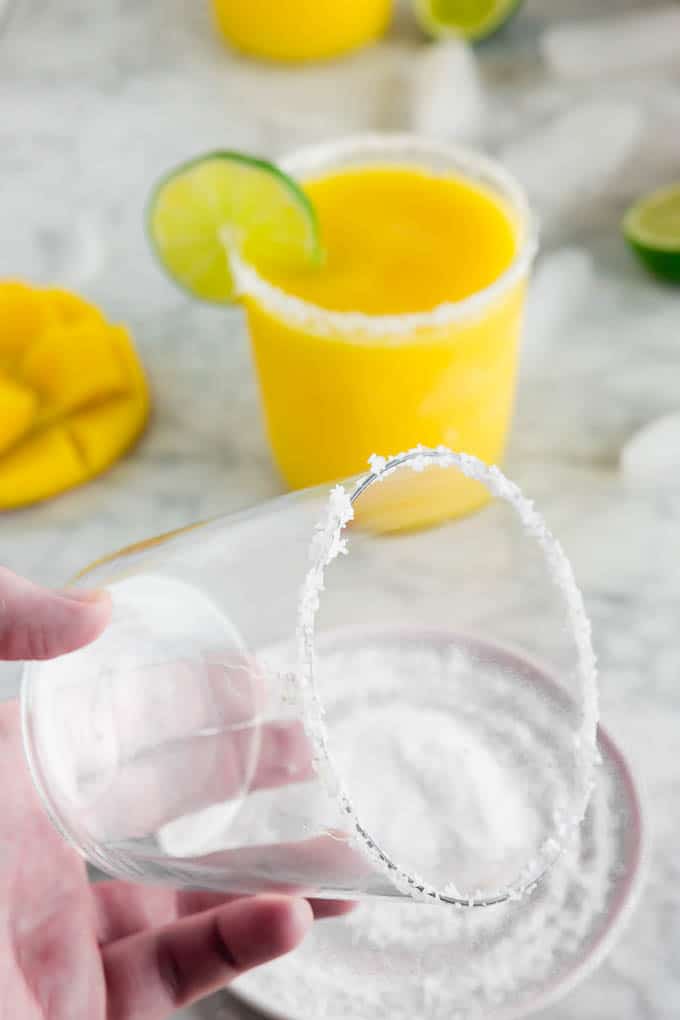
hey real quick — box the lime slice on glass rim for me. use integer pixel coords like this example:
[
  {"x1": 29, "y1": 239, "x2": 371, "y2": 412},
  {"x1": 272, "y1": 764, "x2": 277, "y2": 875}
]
[
  {"x1": 414, "y1": 0, "x2": 522, "y2": 42},
  {"x1": 147, "y1": 151, "x2": 322, "y2": 303},
  {"x1": 623, "y1": 183, "x2": 680, "y2": 284}
]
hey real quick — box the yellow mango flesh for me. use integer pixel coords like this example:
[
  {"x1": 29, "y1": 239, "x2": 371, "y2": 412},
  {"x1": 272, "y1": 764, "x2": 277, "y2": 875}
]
[
  {"x1": 211, "y1": 0, "x2": 391, "y2": 62},
  {"x1": 0, "y1": 282, "x2": 149, "y2": 510},
  {"x1": 0, "y1": 377, "x2": 38, "y2": 455}
]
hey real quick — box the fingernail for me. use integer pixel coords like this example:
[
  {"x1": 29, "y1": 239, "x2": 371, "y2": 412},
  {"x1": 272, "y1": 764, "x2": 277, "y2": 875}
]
[
  {"x1": 289, "y1": 898, "x2": 315, "y2": 935},
  {"x1": 59, "y1": 587, "x2": 110, "y2": 605}
]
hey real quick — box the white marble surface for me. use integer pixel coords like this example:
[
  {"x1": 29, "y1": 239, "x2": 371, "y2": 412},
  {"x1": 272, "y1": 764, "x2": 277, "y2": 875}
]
[{"x1": 1, "y1": 1, "x2": 680, "y2": 1017}]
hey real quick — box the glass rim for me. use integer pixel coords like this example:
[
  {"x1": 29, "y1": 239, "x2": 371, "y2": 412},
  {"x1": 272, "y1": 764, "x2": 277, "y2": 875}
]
[
  {"x1": 231, "y1": 132, "x2": 539, "y2": 337},
  {"x1": 296, "y1": 446, "x2": 599, "y2": 907}
]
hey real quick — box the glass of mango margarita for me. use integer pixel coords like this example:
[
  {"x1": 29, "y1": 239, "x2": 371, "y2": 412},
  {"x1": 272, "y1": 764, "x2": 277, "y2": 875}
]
[
  {"x1": 211, "y1": 0, "x2": 392, "y2": 63},
  {"x1": 232, "y1": 135, "x2": 537, "y2": 530}
]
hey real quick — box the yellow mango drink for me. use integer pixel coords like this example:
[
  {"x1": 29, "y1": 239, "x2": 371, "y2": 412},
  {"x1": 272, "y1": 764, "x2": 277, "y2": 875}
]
[
  {"x1": 233, "y1": 137, "x2": 537, "y2": 530},
  {"x1": 211, "y1": 0, "x2": 392, "y2": 62}
]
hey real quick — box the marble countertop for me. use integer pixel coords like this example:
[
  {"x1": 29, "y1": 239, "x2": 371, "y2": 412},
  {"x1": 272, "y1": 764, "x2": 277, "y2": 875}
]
[{"x1": 1, "y1": 1, "x2": 679, "y2": 1017}]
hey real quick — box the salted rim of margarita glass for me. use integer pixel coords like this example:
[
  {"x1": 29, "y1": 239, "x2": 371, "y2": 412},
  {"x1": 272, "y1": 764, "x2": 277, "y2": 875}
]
[
  {"x1": 296, "y1": 447, "x2": 599, "y2": 907},
  {"x1": 230, "y1": 132, "x2": 539, "y2": 337}
]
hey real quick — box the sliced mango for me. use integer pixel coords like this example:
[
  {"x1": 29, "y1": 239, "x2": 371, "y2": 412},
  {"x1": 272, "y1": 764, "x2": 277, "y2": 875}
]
[
  {"x1": 0, "y1": 426, "x2": 85, "y2": 508},
  {"x1": 69, "y1": 394, "x2": 149, "y2": 474},
  {"x1": 20, "y1": 323, "x2": 127, "y2": 415},
  {"x1": 0, "y1": 281, "x2": 52, "y2": 367},
  {"x1": 0, "y1": 376, "x2": 38, "y2": 454},
  {"x1": 109, "y1": 325, "x2": 148, "y2": 394},
  {"x1": 42, "y1": 288, "x2": 107, "y2": 327},
  {"x1": 0, "y1": 281, "x2": 150, "y2": 510}
]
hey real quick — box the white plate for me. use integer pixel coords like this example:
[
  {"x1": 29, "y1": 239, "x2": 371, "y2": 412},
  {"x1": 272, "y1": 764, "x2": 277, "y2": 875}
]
[{"x1": 218, "y1": 723, "x2": 645, "y2": 1020}]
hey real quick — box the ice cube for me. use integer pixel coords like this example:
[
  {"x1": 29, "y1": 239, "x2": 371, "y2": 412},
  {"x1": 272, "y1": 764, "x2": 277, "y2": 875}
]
[
  {"x1": 227, "y1": 45, "x2": 407, "y2": 146},
  {"x1": 543, "y1": 6, "x2": 680, "y2": 80},
  {"x1": 524, "y1": 247, "x2": 594, "y2": 362},
  {"x1": 620, "y1": 413, "x2": 680, "y2": 491},
  {"x1": 500, "y1": 101, "x2": 642, "y2": 223},
  {"x1": 407, "y1": 39, "x2": 485, "y2": 142}
]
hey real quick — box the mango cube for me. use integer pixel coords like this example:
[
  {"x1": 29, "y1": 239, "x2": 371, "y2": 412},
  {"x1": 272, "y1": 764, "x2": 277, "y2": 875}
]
[{"x1": 0, "y1": 281, "x2": 149, "y2": 510}]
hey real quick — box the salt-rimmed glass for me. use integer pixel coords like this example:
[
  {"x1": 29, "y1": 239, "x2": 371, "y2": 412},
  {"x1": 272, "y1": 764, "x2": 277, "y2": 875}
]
[
  {"x1": 233, "y1": 134, "x2": 538, "y2": 523},
  {"x1": 21, "y1": 447, "x2": 597, "y2": 908}
]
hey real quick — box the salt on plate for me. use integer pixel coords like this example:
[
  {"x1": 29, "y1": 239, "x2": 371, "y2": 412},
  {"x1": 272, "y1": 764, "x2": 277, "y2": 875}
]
[{"x1": 235, "y1": 640, "x2": 642, "y2": 1020}]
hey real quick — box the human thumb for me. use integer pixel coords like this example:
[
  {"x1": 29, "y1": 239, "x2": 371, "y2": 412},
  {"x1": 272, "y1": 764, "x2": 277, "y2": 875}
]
[{"x1": 0, "y1": 567, "x2": 111, "y2": 661}]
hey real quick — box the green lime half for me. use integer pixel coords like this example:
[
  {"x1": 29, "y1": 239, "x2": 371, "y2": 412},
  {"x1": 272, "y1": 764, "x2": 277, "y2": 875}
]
[
  {"x1": 623, "y1": 183, "x2": 680, "y2": 284},
  {"x1": 414, "y1": 0, "x2": 522, "y2": 42},
  {"x1": 147, "y1": 151, "x2": 321, "y2": 303}
]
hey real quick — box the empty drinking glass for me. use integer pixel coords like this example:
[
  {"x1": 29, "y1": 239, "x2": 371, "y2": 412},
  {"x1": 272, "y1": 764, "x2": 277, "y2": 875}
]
[{"x1": 22, "y1": 448, "x2": 598, "y2": 906}]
